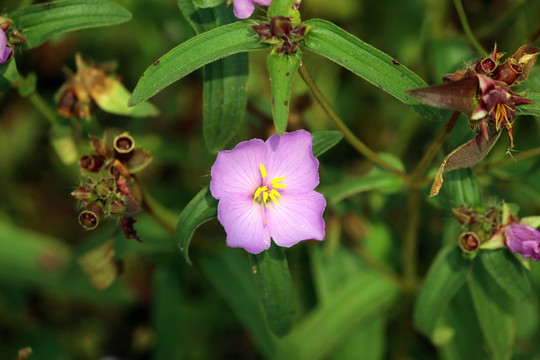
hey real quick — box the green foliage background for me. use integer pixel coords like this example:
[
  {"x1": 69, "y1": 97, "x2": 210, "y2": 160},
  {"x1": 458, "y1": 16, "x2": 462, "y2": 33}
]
[{"x1": 1, "y1": 0, "x2": 540, "y2": 359}]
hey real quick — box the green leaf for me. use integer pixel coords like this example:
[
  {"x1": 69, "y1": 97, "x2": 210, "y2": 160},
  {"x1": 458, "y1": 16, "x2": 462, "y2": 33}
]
[
  {"x1": 10, "y1": 0, "x2": 132, "y2": 49},
  {"x1": 413, "y1": 246, "x2": 470, "y2": 339},
  {"x1": 516, "y1": 92, "x2": 540, "y2": 117},
  {"x1": 49, "y1": 121, "x2": 78, "y2": 165},
  {"x1": 16, "y1": 72, "x2": 36, "y2": 97},
  {"x1": 268, "y1": 0, "x2": 297, "y2": 18},
  {"x1": 438, "y1": 286, "x2": 490, "y2": 360},
  {"x1": 200, "y1": 250, "x2": 278, "y2": 357},
  {"x1": 479, "y1": 249, "x2": 532, "y2": 301},
  {"x1": 302, "y1": 19, "x2": 440, "y2": 120},
  {"x1": 438, "y1": 168, "x2": 482, "y2": 208},
  {"x1": 267, "y1": 53, "x2": 301, "y2": 134},
  {"x1": 194, "y1": 0, "x2": 224, "y2": 8},
  {"x1": 203, "y1": 56, "x2": 248, "y2": 152},
  {"x1": 128, "y1": 21, "x2": 269, "y2": 106},
  {"x1": 311, "y1": 130, "x2": 343, "y2": 157},
  {"x1": 249, "y1": 243, "x2": 295, "y2": 337},
  {"x1": 280, "y1": 271, "x2": 400, "y2": 359},
  {"x1": 178, "y1": 1, "x2": 249, "y2": 152},
  {"x1": 92, "y1": 80, "x2": 159, "y2": 117},
  {"x1": 1, "y1": 58, "x2": 18, "y2": 83},
  {"x1": 176, "y1": 187, "x2": 218, "y2": 264},
  {"x1": 468, "y1": 259, "x2": 516, "y2": 360}
]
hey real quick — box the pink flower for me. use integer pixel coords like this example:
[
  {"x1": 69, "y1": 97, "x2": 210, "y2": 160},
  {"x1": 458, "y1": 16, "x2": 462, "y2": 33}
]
[
  {"x1": 210, "y1": 130, "x2": 326, "y2": 254},
  {"x1": 0, "y1": 29, "x2": 12, "y2": 64},
  {"x1": 232, "y1": 0, "x2": 272, "y2": 19},
  {"x1": 503, "y1": 223, "x2": 540, "y2": 261}
]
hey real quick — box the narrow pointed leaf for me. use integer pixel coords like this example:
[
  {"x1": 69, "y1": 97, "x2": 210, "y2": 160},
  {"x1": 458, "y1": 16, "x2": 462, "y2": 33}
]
[
  {"x1": 128, "y1": 21, "x2": 269, "y2": 106},
  {"x1": 280, "y1": 271, "x2": 400, "y2": 359},
  {"x1": 311, "y1": 130, "x2": 343, "y2": 157},
  {"x1": 10, "y1": 0, "x2": 132, "y2": 49},
  {"x1": 479, "y1": 249, "x2": 532, "y2": 301},
  {"x1": 176, "y1": 187, "x2": 218, "y2": 264},
  {"x1": 405, "y1": 76, "x2": 478, "y2": 116},
  {"x1": 413, "y1": 246, "x2": 470, "y2": 339},
  {"x1": 179, "y1": 0, "x2": 250, "y2": 153},
  {"x1": 468, "y1": 259, "x2": 516, "y2": 360},
  {"x1": 302, "y1": 19, "x2": 440, "y2": 120},
  {"x1": 200, "y1": 251, "x2": 278, "y2": 357},
  {"x1": 430, "y1": 128, "x2": 501, "y2": 197},
  {"x1": 267, "y1": 53, "x2": 301, "y2": 134},
  {"x1": 194, "y1": 0, "x2": 224, "y2": 8},
  {"x1": 268, "y1": 0, "x2": 297, "y2": 18},
  {"x1": 249, "y1": 243, "x2": 295, "y2": 337}
]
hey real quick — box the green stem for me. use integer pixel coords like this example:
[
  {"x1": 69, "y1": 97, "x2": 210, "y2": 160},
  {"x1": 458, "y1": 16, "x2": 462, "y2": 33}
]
[
  {"x1": 142, "y1": 190, "x2": 178, "y2": 236},
  {"x1": 453, "y1": 0, "x2": 486, "y2": 54},
  {"x1": 298, "y1": 63, "x2": 409, "y2": 181},
  {"x1": 477, "y1": 146, "x2": 540, "y2": 172},
  {"x1": 403, "y1": 189, "x2": 420, "y2": 291},
  {"x1": 410, "y1": 111, "x2": 461, "y2": 184},
  {"x1": 28, "y1": 92, "x2": 58, "y2": 125}
]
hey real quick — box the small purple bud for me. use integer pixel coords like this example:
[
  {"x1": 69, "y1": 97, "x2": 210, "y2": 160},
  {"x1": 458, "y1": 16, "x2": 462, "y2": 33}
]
[
  {"x1": 503, "y1": 223, "x2": 540, "y2": 261},
  {"x1": 0, "y1": 29, "x2": 12, "y2": 64}
]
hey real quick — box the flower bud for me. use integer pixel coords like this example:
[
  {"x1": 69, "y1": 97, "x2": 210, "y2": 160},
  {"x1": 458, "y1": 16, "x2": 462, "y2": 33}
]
[
  {"x1": 459, "y1": 231, "x2": 480, "y2": 253},
  {"x1": 71, "y1": 186, "x2": 95, "y2": 202},
  {"x1": 79, "y1": 154, "x2": 104, "y2": 172},
  {"x1": 452, "y1": 205, "x2": 479, "y2": 226},
  {"x1": 0, "y1": 17, "x2": 13, "y2": 32},
  {"x1": 78, "y1": 204, "x2": 103, "y2": 230},
  {"x1": 8, "y1": 28, "x2": 27, "y2": 45},
  {"x1": 107, "y1": 199, "x2": 126, "y2": 216},
  {"x1": 94, "y1": 178, "x2": 115, "y2": 199}
]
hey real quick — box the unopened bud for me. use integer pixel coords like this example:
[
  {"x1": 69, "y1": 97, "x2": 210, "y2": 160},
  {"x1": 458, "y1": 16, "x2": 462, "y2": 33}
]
[
  {"x1": 459, "y1": 231, "x2": 480, "y2": 253},
  {"x1": 108, "y1": 199, "x2": 125, "y2": 216},
  {"x1": 71, "y1": 186, "x2": 95, "y2": 202},
  {"x1": 79, "y1": 154, "x2": 104, "y2": 172},
  {"x1": 78, "y1": 204, "x2": 103, "y2": 230},
  {"x1": 0, "y1": 17, "x2": 13, "y2": 32},
  {"x1": 8, "y1": 28, "x2": 27, "y2": 45},
  {"x1": 94, "y1": 178, "x2": 115, "y2": 199},
  {"x1": 452, "y1": 205, "x2": 479, "y2": 226}
]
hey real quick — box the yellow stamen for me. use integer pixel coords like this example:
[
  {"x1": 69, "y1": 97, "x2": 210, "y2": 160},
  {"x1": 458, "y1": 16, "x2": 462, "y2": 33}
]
[
  {"x1": 271, "y1": 177, "x2": 287, "y2": 188},
  {"x1": 253, "y1": 186, "x2": 267, "y2": 201},
  {"x1": 259, "y1": 163, "x2": 267, "y2": 179}
]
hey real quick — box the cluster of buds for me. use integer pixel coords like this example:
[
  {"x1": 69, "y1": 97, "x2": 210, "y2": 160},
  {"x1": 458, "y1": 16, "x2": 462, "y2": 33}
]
[
  {"x1": 0, "y1": 15, "x2": 24, "y2": 64},
  {"x1": 453, "y1": 202, "x2": 540, "y2": 261},
  {"x1": 251, "y1": 16, "x2": 310, "y2": 55},
  {"x1": 408, "y1": 44, "x2": 539, "y2": 149},
  {"x1": 72, "y1": 132, "x2": 152, "y2": 241}
]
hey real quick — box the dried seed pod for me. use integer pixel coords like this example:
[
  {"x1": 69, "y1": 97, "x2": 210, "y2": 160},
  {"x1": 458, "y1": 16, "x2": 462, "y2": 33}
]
[
  {"x1": 79, "y1": 154, "x2": 104, "y2": 172},
  {"x1": 78, "y1": 204, "x2": 103, "y2": 230},
  {"x1": 113, "y1": 132, "x2": 135, "y2": 160},
  {"x1": 57, "y1": 87, "x2": 78, "y2": 117},
  {"x1": 459, "y1": 231, "x2": 480, "y2": 253}
]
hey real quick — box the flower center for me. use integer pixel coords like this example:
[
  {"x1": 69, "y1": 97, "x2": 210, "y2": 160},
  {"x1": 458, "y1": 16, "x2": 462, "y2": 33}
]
[
  {"x1": 253, "y1": 163, "x2": 287, "y2": 205},
  {"x1": 493, "y1": 102, "x2": 512, "y2": 130}
]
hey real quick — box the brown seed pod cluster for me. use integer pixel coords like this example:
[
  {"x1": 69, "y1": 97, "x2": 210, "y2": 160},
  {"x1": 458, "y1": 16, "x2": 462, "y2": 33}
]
[{"x1": 72, "y1": 132, "x2": 152, "y2": 241}]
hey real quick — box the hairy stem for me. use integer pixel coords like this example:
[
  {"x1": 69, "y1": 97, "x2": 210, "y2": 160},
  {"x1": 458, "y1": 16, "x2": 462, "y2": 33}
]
[
  {"x1": 453, "y1": 0, "x2": 486, "y2": 54},
  {"x1": 29, "y1": 93, "x2": 58, "y2": 125},
  {"x1": 298, "y1": 63, "x2": 408, "y2": 180}
]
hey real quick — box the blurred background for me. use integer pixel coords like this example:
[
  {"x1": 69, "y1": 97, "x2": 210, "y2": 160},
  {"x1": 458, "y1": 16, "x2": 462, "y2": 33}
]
[{"x1": 1, "y1": 0, "x2": 540, "y2": 358}]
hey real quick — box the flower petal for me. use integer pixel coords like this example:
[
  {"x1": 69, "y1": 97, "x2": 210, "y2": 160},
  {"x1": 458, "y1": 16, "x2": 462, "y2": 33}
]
[
  {"x1": 0, "y1": 31, "x2": 11, "y2": 64},
  {"x1": 266, "y1": 191, "x2": 325, "y2": 247},
  {"x1": 210, "y1": 138, "x2": 266, "y2": 200},
  {"x1": 504, "y1": 223, "x2": 540, "y2": 261},
  {"x1": 217, "y1": 195, "x2": 271, "y2": 254},
  {"x1": 264, "y1": 130, "x2": 319, "y2": 193},
  {"x1": 232, "y1": 0, "x2": 255, "y2": 19}
]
